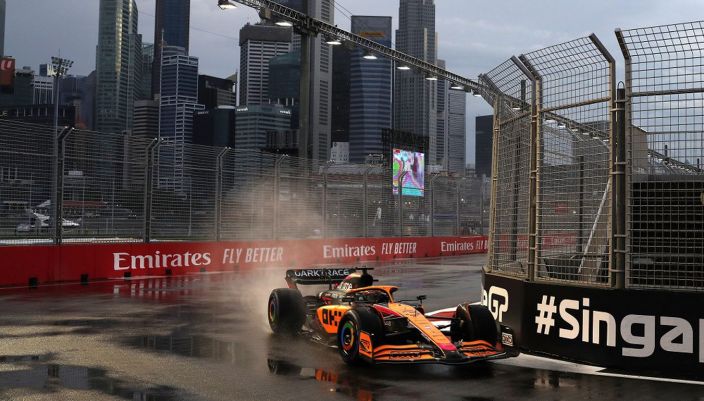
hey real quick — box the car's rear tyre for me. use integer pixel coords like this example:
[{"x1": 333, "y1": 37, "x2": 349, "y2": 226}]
[
  {"x1": 337, "y1": 308, "x2": 383, "y2": 365},
  {"x1": 268, "y1": 288, "x2": 305, "y2": 335},
  {"x1": 451, "y1": 304, "x2": 499, "y2": 344}
]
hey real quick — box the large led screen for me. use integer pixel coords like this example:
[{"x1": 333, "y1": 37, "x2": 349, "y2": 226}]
[{"x1": 393, "y1": 149, "x2": 425, "y2": 197}]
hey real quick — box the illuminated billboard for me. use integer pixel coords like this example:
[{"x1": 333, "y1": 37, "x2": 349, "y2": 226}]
[{"x1": 393, "y1": 149, "x2": 425, "y2": 197}]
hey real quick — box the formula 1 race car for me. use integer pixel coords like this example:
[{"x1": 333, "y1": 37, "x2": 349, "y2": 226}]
[{"x1": 267, "y1": 267, "x2": 519, "y2": 365}]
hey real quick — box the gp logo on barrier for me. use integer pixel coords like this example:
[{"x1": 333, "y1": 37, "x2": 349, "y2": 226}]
[{"x1": 482, "y1": 286, "x2": 509, "y2": 322}]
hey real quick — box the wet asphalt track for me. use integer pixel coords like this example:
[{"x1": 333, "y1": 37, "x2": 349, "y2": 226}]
[{"x1": 0, "y1": 254, "x2": 702, "y2": 400}]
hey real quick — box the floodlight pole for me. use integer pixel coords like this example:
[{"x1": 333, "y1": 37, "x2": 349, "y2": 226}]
[{"x1": 50, "y1": 57, "x2": 72, "y2": 244}]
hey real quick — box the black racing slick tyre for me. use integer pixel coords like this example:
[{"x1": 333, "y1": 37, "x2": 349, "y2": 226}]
[
  {"x1": 337, "y1": 308, "x2": 383, "y2": 365},
  {"x1": 268, "y1": 288, "x2": 305, "y2": 335},
  {"x1": 451, "y1": 304, "x2": 499, "y2": 344}
]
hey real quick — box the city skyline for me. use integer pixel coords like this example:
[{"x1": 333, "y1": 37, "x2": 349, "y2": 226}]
[{"x1": 5, "y1": 0, "x2": 704, "y2": 163}]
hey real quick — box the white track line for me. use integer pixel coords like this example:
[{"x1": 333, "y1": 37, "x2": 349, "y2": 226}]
[{"x1": 495, "y1": 353, "x2": 704, "y2": 386}]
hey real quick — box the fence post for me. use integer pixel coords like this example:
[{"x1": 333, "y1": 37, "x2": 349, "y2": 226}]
[
  {"x1": 487, "y1": 94, "x2": 502, "y2": 272},
  {"x1": 479, "y1": 178, "x2": 485, "y2": 236},
  {"x1": 398, "y1": 171, "x2": 407, "y2": 237},
  {"x1": 517, "y1": 55, "x2": 540, "y2": 283},
  {"x1": 614, "y1": 29, "x2": 631, "y2": 290},
  {"x1": 363, "y1": 167, "x2": 371, "y2": 238},
  {"x1": 54, "y1": 128, "x2": 73, "y2": 245},
  {"x1": 215, "y1": 147, "x2": 230, "y2": 241},
  {"x1": 455, "y1": 179, "x2": 461, "y2": 236},
  {"x1": 322, "y1": 163, "x2": 332, "y2": 238},
  {"x1": 528, "y1": 80, "x2": 540, "y2": 283},
  {"x1": 429, "y1": 174, "x2": 438, "y2": 237},
  {"x1": 611, "y1": 87, "x2": 627, "y2": 289},
  {"x1": 273, "y1": 155, "x2": 288, "y2": 240},
  {"x1": 143, "y1": 139, "x2": 159, "y2": 243}
]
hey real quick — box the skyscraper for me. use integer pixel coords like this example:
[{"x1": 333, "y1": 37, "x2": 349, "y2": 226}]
[
  {"x1": 235, "y1": 104, "x2": 292, "y2": 153},
  {"x1": 268, "y1": 51, "x2": 300, "y2": 107},
  {"x1": 347, "y1": 16, "x2": 393, "y2": 164},
  {"x1": 306, "y1": 0, "x2": 334, "y2": 162},
  {"x1": 0, "y1": 66, "x2": 34, "y2": 107},
  {"x1": 436, "y1": 59, "x2": 449, "y2": 170},
  {"x1": 193, "y1": 107, "x2": 236, "y2": 148},
  {"x1": 331, "y1": 45, "x2": 351, "y2": 145},
  {"x1": 475, "y1": 115, "x2": 493, "y2": 178},
  {"x1": 141, "y1": 43, "x2": 154, "y2": 100},
  {"x1": 277, "y1": 0, "x2": 334, "y2": 162},
  {"x1": 198, "y1": 75, "x2": 236, "y2": 109},
  {"x1": 95, "y1": 0, "x2": 141, "y2": 134},
  {"x1": 239, "y1": 23, "x2": 292, "y2": 106},
  {"x1": 158, "y1": 46, "x2": 204, "y2": 188},
  {"x1": 133, "y1": 99, "x2": 159, "y2": 139},
  {"x1": 153, "y1": 0, "x2": 190, "y2": 97},
  {"x1": 447, "y1": 88, "x2": 466, "y2": 174},
  {"x1": 61, "y1": 72, "x2": 96, "y2": 130},
  {"x1": 395, "y1": 0, "x2": 437, "y2": 164},
  {"x1": 269, "y1": 50, "x2": 301, "y2": 130},
  {"x1": 32, "y1": 75, "x2": 53, "y2": 105}
]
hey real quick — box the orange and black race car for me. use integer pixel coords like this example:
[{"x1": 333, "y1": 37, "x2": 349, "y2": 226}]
[{"x1": 267, "y1": 268, "x2": 519, "y2": 365}]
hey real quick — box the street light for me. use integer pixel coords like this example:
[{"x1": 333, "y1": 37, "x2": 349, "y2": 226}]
[
  {"x1": 450, "y1": 83, "x2": 465, "y2": 90},
  {"x1": 425, "y1": 75, "x2": 438, "y2": 81},
  {"x1": 325, "y1": 36, "x2": 342, "y2": 45},
  {"x1": 275, "y1": 20, "x2": 293, "y2": 27},
  {"x1": 363, "y1": 51, "x2": 378, "y2": 60},
  {"x1": 51, "y1": 56, "x2": 73, "y2": 133},
  {"x1": 397, "y1": 65, "x2": 411, "y2": 71},
  {"x1": 217, "y1": 0, "x2": 237, "y2": 9}
]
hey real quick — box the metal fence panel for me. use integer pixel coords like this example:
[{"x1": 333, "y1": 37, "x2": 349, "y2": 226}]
[
  {"x1": 325, "y1": 171, "x2": 365, "y2": 238},
  {"x1": 151, "y1": 142, "x2": 219, "y2": 241},
  {"x1": 522, "y1": 36, "x2": 614, "y2": 286},
  {"x1": 1, "y1": 121, "x2": 491, "y2": 245},
  {"x1": 482, "y1": 59, "x2": 533, "y2": 278},
  {"x1": 430, "y1": 177, "x2": 458, "y2": 236},
  {"x1": 220, "y1": 150, "x2": 277, "y2": 240},
  {"x1": 459, "y1": 178, "x2": 489, "y2": 236},
  {"x1": 0, "y1": 121, "x2": 55, "y2": 245},
  {"x1": 618, "y1": 22, "x2": 704, "y2": 291},
  {"x1": 276, "y1": 157, "x2": 324, "y2": 240},
  {"x1": 62, "y1": 129, "x2": 149, "y2": 242}
]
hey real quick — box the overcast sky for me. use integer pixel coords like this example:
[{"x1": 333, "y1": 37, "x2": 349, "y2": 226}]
[{"x1": 6, "y1": 0, "x2": 704, "y2": 164}]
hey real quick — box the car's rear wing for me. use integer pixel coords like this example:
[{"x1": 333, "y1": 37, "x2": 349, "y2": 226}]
[{"x1": 285, "y1": 268, "x2": 355, "y2": 289}]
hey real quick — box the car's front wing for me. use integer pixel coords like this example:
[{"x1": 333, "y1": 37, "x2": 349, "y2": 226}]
[{"x1": 370, "y1": 340, "x2": 518, "y2": 365}]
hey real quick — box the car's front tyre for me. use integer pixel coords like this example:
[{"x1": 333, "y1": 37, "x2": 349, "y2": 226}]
[
  {"x1": 337, "y1": 308, "x2": 383, "y2": 365},
  {"x1": 451, "y1": 304, "x2": 499, "y2": 344}
]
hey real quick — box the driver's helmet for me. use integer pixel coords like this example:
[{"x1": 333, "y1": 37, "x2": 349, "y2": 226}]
[{"x1": 337, "y1": 271, "x2": 374, "y2": 291}]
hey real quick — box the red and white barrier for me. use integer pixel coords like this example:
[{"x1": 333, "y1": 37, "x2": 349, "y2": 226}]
[{"x1": 0, "y1": 236, "x2": 488, "y2": 287}]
